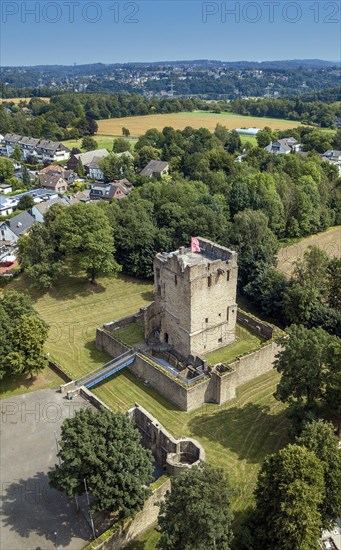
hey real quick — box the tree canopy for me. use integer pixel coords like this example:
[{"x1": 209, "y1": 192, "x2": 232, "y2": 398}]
[
  {"x1": 254, "y1": 444, "x2": 325, "y2": 550},
  {"x1": 157, "y1": 464, "x2": 233, "y2": 550},
  {"x1": 0, "y1": 290, "x2": 48, "y2": 379},
  {"x1": 48, "y1": 407, "x2": 154, "y2": 516}
]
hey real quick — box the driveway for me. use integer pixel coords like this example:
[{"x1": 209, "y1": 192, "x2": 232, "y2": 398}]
[{"x1": 0, "y1": 388, "x2": 94, "y2": 550}]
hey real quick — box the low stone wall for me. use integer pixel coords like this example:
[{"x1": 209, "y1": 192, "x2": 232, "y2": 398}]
[
  {"x1": 128, "y1": 404, "x2": 205, "y2": 476},
  {"x1": 96, "y1": 328, "x2": 130, "y2": 358},
  {"x1": 103, "y1": 310, "x2": 144, "y2": 332},
  {"x1": 95, "y1": 323, "x2": 281, "y2": 412},
  {"x1": 48, "y1": 360, "x2": 72, "y2": 383},
  {"x1": 86, "y1": 478, "x2": 171, "y2": 550},
  {"x1": 237, "y1": 309, "x2": 274, "y2": 340}
]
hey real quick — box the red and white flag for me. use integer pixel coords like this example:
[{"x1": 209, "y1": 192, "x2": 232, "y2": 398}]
[{"x1": 191, "y1": 237, "x2": 200, "y2": 253}]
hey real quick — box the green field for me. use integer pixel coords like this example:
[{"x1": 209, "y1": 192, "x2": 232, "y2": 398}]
[
  {"x1": 62, "y1": 135, "x2": 137, "y2": 153},
  {"x1": 0, "y1": 366, "x2": 63, "y2": 399},
  {"x1": 6, "y1": 274, "x2": 153, "y2": 379},
  {"x1": 206, "y1": 324, "x2": 263, "y2": 365}
]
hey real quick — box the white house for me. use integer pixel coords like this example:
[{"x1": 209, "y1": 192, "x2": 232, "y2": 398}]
[
  {"x1": 31, "y1": 196, "x2": 70, "y2": 223},
  {"x1": 265, "y1": 137, "x2": 302, "y2": 155},
  {"x1": 0, "y1": 211, "x2": 35, "y2": 243}
]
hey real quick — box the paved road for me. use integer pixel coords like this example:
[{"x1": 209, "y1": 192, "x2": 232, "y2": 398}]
[{"x1": 0, "y1": 389, "x2": 94, "y2": 550}]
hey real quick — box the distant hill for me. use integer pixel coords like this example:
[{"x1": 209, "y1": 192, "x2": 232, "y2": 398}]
[{"x1": 1, "y1": 59, "x2": 339, "y2": 71}]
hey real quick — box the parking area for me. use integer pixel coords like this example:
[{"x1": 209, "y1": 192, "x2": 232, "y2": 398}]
[{"x1": 0, "y1": 388, "x2": 94, "y2": 550}]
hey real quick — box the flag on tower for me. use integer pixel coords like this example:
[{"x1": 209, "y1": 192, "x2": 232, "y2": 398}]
[{"x1": 191, "y1": 237, "x2": 200, "y2": 253}]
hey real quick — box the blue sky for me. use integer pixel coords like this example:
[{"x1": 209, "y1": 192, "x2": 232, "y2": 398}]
[{"x1": 1, "y1": 1, "x2": 340, "y2": 66}]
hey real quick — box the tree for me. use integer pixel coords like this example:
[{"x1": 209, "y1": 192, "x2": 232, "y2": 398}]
[
  {"x1": 254, "y1": 444, "x2": 325, "y2": 550},
  {"x1": 6, "y1": 314, "x2": 48, "y2": 378},
  {"x1": 48, "y1": 408, "x2": 153, "y2": 515},
  {"x1": 0, "y1": 157, "x2": 15, "y2": 182},
  {"x1": 57, "y1": 203, "x2": 121, "y2": 283},
  {"x1": 122, "y1": 127, "x2": 130, "y2": 137},
  {"x1": 17, "y1": 194, "x2": 34, "y2": 211},
  {"x1": 22, "y1": 165, "x2": 31, "y2": 188},
  {"x1": 113, "y1": 137, "x2": 131, "y2": 153},
  {"x1": 18, "y1": 218, "x2": 65, "y2": 290},
  {"x1": 157, "y1": 464, "x2": 233, "y2": 550},
  {"x1": 296, "y1": 421, "x2": 341, "y2": 527},
  {"x1": 230, "y1": 209, "x2": 278, "y2": 286},
  {"x1": 76, "y1": 159, "x2": 85, "y2": 178},
  {"x1": 0, "y1": 290, "x2": 48, "y2": 379},
  {"x1": 10, "y1": 144, "x2": 22, "y2": 162},
  {"x1": 274, "y1": 325, "x2": 340, "y2": 428},
  {"x1": 256, "y1": 126, "x2": 276, "y2": 148},
  {"x1": 81, "y1": 136, "x2": 97, "y2": 151}
]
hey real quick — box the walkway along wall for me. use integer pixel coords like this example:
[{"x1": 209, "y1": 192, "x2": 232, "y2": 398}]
[{"x1": 95, "y1": 323, "x2": 281, "y2": 412}]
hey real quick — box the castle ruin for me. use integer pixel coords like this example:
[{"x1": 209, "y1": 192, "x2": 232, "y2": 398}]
[{"x1": 146, "y1": 237, "x2": 238, "y2": 358}]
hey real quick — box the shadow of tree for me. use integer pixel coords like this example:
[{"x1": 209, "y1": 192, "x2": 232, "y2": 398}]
[
  {"x1": 1, "y1": 471, "x2": 92, "y2": 548},
  {"x1": 188, "y1": 402, "x2": 289, "y2": 464}
]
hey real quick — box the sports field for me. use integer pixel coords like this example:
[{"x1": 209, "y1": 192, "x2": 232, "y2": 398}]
[
  {"x1": 97, "y1": 110, "x2": 303, "y2": 137},
  {"x1": 277, "y1": 225, "x2": 341, "y2": 277}
]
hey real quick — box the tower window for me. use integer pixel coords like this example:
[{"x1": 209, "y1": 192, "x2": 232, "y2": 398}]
[
  {"x1": 227, "y1": 270, "x2": 230, "y2": 281},
  {"x1": 156, "y1": 268, "x2": 160, "y2": 278},
  {"x1": 174, "y1": 274, "x2": 177, "y2": 285},
  {"x1": 218, "y1": 337, "x2": 223, "y2": 343},
  {"x1": 227, "y1": 308, "x2": 229, "y2": 321},
  {"x1": 205, "y1": 317, "x2": 208, "y2": 323},
  {"x1": 207, "y1": 276, "x2": 212, "y2": 288}
]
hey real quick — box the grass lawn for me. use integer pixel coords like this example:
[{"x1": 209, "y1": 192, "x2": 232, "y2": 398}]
[
  {"x1": 6, "y1": 274, "x2": 153, "y2": 380},
  {"x1": 115, "y1": 320, "x2": 145, "y2": 347},
  {"x1": 239, "y1": 134, "x2": 258, "y2": 146},
  {"x1": 125, "y1": 525, "x2": 161, "y2": 550},
  {"x1": 94, "y1": 368, "x2": 288, "y2": 513},
  {"x1": 62, "y1": 135, "x2": 137, "y2": 152},
  {"x1": 0, "y1": 366, "x2": 63, "y2": 399},
  {"x1": 205, "y1": 324, "x2": 264, "y2": 365}
]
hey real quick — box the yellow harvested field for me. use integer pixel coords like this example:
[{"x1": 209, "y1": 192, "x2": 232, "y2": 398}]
[
  {"x1": 0, "y1": 97, "x2": 50, "y2": 104},
  {"x1": 277, "y1": 226, "x2": 341, "y2": 277},
  {"x1": 97, "y1": 111, "x2": 303, "y2": 137}
]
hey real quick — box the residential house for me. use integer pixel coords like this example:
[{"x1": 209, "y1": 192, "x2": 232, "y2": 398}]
[
  {"x1": 0, "y1": 183, "x2": 12, "y2": 195},
  {"x1": 140, "y1": 160, "x2": 169, "y2": 178},
  {"x1": 2, "y1": 133, "x2": 22, "y2": 156},
  {"x1": 0, "y1": 134, "x2": 70, "y2": 162},
  {"x1": 321, "y1": 149, "x2": 341, "y2": 176},
  {"x1": 31, "y1": 196, "x2": 70, "y2": 223},
  {"x1": 18, "y1": 136, "x2": 40, "y2": 161},
  {"x1": 0, "y1": 211, "x2": 35, "y2": 243},
  {"x1": 39, "y1": 174, "x2": 68, "y2": 193},
  {"x1": 0, "y1": 188, "x2": 58, "y2": 217},
  {"x1": 89, "y1": 182, "x2": 110, "y2": 200},
  {"x1": 116, "y1": 150, "x2": 134, "y2": 160},
  {"x1": 35, "y1": 140, "x2": 70, "y2": 162},
  {"x1": 73, "y1": 189, "x2": 91, "y2": 203},
  {"x1": 39, "y1": 164, "x2": 76, "y2": 185},
  {"x1": 89, "y1": 179, "x2": 133, "y2": 201},
  {"x1": 67, "y1": 149, "x2": 109, "y2": 180},
  {"x1": 264, "y1": 137, "x2": 302, "y2": 155},
  {"x1": 106, "y1": 179, "x2": 133, "y2": 200}
]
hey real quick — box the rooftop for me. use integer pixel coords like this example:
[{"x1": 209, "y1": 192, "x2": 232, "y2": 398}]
[{"x1": 156, "y1": 238, "x2": 236, "y2": 268}]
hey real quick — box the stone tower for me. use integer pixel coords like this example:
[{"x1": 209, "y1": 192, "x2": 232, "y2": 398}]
[{"x1": 151, "y1": 237, "x2": 238, "y2": 358}]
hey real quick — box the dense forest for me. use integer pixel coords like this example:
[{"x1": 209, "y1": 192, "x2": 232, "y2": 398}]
[{"x1": 230, "y1": 97, "x2": 341, "y2": 127}]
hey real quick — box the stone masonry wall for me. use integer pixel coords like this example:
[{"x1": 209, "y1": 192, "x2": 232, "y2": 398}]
[{"x1": 96, "y1": 318, "x2": 281, "y2": 412}]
